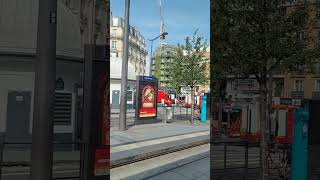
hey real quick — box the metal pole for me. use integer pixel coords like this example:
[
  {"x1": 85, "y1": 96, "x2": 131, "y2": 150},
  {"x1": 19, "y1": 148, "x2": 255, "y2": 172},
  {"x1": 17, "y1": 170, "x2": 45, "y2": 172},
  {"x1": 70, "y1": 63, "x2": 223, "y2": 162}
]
[
  {"x1": 244, "y1": 141, "x2": 249, "y2": 180},
  {"x1": 80, "y1": 0, "x2": 96, "y2": 179},
  {"x1": 227, "y1": 111, "x2": 230, "y2": 136},
  {"x1": 172, "y1": 105, "x2": 174, "y2": 121},
  {"x1": 267, "y1": 73, "x2": 273, "y2": 142},
  {"x1": 119, "y1": 0, "x2": 130, "y2": 131},
  {"x1": 30, "y1": 0, "x2": 57, "y2": 179},
  {"x1": 224, "y1": 144, "x2": 227, "y2": 169},
  {"x1": 0, "y1": 134, "x2": 4, "y2": 180},
  {"x1": 149, "y1": 40, "x2": 153, "y2": 76}
]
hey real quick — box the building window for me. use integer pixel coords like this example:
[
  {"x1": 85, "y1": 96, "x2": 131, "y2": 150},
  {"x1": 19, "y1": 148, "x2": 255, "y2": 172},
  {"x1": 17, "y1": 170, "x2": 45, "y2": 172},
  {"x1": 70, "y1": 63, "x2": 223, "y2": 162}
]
[
  {"x1": 112, "y1": 29, "x2": 117, "y2": 37},
  {"x1": 279, "y1": 7, "x2": 286, "y2": 17},
  {"x1": 315, "y1": 80, "x2": 320, "y2": 92},
  {"x1": 112, "y1": 41, "x2": 117, "y2": 49},
  {"x1": 274, "y1": 80, "x2": 284, "y2": 97},
  {"x1": 112, "y1": 17, "x2": 119, "y2": 26},
  {"x1": 294, "y1": 80, "x2": 303, "y2": 91}
]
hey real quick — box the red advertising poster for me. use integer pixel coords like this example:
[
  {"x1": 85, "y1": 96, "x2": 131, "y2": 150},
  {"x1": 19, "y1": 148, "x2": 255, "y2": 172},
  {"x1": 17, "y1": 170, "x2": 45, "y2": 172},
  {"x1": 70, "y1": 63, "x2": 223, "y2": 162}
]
[
  {"x1": 94, "y1": 148, "x2": 110, "y2": 176},
  {"x1": 139, "y1": 84, "x2": 156, "y2": 117},
  {"x1": 135, "y1": 76, "x2": 158, "y2": 122}
]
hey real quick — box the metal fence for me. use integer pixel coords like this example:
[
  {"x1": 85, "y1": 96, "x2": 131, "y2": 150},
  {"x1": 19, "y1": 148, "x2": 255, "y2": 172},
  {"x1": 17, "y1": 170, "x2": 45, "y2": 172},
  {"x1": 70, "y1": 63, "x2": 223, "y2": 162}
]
[
  {"x1": 211, "y1": 140, "x2": 292, "y2": 180},
  {"x1": 0, "y1": 134, "x2": 82, "y2": 180},
  {"x1": 211, "y1": 141, "x2": 260, "y2": 180}
]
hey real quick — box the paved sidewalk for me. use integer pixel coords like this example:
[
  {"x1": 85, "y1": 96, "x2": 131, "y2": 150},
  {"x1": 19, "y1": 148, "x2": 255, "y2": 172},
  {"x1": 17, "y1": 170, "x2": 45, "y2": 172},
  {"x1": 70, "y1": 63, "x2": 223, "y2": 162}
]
[
  {"x1": 111, "y1": 120, "x2": 210, "y2": 165},
  {"x1": 111, "y1": 120, "x2": 210, "y2": 147}
]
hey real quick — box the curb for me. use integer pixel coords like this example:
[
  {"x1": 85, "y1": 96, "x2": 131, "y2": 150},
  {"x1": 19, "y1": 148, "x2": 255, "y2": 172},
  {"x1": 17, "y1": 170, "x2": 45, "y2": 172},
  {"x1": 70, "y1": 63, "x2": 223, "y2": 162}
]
[
  {"x1": 110, "y1": 137, "x2": 210, "y2": 168},
  {"x1": 111, "y1": 130, "x2": 210, "y2": 147}
]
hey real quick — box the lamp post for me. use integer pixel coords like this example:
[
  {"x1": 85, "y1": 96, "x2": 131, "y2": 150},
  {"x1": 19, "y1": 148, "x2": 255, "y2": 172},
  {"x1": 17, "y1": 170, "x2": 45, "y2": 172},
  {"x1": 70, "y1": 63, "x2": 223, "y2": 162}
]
[
  {"x1": 148, "y1": 32, "x2": 168, "y2": 76},
  {"x1": 119, "y1": 0, "x2": 130, "y2": 131}
]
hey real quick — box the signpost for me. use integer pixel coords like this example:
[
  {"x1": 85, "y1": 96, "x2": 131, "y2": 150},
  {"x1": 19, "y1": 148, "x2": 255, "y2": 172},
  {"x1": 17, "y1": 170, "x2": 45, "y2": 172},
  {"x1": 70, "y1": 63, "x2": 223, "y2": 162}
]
[{"x1": 135, "y1": 76, "x2": 159, "y2": 124}]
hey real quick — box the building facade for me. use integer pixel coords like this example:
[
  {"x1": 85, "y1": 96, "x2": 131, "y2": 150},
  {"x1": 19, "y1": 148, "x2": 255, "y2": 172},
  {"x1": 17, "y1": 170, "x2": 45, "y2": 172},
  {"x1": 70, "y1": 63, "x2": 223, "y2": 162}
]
[
  {"x1": 110, "y1": 16, "x2": 148, "y2": 76},
  {"x1": 152, "y1": 44, "x2": 210, "y2": 94},
  {"x1": 151, "y1": 44, "x2": 177, "y2": 87},
  {"x1": 0, "y1": 0, "x2": 108, "y2": 148},
  {"x1": 109, "y1": 16, "x2": 148, "y2": 109}
]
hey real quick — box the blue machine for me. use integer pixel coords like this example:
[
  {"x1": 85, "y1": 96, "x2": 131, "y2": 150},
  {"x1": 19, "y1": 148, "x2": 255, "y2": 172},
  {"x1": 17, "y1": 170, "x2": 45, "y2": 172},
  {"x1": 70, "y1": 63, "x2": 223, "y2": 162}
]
[
  {"x1": 201, "y1": 96, "x2": 207, "y2": 122},
  {"x1": 291, "y1": 103, "x2": 309, "y2": 180}
]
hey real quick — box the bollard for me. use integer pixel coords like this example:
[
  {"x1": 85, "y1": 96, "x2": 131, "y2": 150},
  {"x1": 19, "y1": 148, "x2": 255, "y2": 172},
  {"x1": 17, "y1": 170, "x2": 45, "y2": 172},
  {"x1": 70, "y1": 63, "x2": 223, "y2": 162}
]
[
  {"x1": 180, "y1": 105, "x2": 182, "y2": 120},
  {"x1": 201, "y1": 96, "x2": 207, "y2": 123},
  {"x1": 172, "y1": 106, "x2": 175, "y2": 121},
  {"x1": 165, "y1": 106, "x2": 167, "y2": 124}
]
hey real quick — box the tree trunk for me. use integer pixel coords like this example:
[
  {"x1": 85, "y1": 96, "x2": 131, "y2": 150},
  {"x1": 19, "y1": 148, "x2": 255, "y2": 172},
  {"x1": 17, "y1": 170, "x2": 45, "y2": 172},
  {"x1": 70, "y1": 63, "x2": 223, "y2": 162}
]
[
  {"x1": 218, "y1": 97, "x2": 223, "y2": 133},
  {"x1": 267, "y1": 73, "x2": 273, "y2": 140},
  {"x1": 259, "y1": 82, "x2": 268, "y2": 180},
  {"x1": 191, "y1": 87, "x2": 195, "y2": 124}
]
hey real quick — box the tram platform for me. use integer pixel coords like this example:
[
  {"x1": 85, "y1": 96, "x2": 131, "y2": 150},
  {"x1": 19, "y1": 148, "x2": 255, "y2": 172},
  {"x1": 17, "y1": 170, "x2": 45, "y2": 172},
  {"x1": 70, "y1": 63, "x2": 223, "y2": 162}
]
[{"x1": 110, "y1": 120, "x2": 210, "y2": 166}]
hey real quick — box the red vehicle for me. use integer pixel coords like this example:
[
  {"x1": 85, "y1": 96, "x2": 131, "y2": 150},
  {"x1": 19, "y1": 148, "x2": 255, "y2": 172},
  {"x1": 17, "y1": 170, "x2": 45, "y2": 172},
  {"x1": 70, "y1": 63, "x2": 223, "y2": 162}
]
[{"x1": 157, "y1": 88, "x2": 173, "y2": 105}]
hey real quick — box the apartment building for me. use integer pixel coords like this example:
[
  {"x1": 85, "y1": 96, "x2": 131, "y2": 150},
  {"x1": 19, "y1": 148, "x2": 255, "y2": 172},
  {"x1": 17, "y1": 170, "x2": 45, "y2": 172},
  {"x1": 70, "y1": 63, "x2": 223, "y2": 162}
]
[
  {"x1": 152, "y1": 44, "x2": 210, "y2": 94},
  {"x1": 110, "y1": 16, "x2": 148, "y2": 76},
  {"x1": 280, "y1": 0, "x2": 320, "y2": 100}
]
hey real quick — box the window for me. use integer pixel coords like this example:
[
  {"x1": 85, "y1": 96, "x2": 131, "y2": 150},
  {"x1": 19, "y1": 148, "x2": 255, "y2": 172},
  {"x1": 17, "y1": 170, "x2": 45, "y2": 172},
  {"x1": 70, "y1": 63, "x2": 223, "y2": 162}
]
[
  {"x1": 112, "y1": 41, "x2": 117, "y2": 49},
  {"x1": 294, "y1": 80, "x2": 303, "y2": 91},
  {"x1": 54, "y1": 92, "x2": 73, "y2": 125},
  {"x1": 315, "y1": 80, "x2": 320, "y2": 92},
  {"x1": 279, "y1": 7, "x2": 286, "y2": 17},
  {"x1": 127, "y1": 91, "x2": 133, "y2": 101},
  {"x1": 112, "y1": 17, "x2": 119, "y2": 26},
  {"x1": 274, "y1": 80, "x2": 284, "y2": 97},
  {"x1": 111, "y1": 29, "x2": 117, "y2": 37}
]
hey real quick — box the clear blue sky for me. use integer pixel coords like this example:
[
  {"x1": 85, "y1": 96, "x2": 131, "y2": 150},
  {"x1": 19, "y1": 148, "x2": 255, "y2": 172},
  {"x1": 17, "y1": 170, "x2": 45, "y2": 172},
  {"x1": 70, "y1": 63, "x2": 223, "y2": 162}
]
[{"x1": 110, "y1": 0, "x2": 210, "y2": 51}]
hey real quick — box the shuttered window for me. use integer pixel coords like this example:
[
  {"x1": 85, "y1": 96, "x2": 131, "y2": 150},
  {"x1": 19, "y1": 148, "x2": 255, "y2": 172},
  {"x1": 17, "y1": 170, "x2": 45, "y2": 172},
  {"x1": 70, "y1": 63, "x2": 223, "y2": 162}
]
[{"x1": 54, "y1": 92, "x2": 73, "y2": 125}]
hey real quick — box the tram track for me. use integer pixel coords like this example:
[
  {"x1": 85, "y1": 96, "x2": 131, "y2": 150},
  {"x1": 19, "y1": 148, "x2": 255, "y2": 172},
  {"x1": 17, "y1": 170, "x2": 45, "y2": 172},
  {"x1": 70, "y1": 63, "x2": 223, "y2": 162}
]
[
  {"x1": 110, "y1": 143, "x2": 210, "y2": 180},
  {"x1": 110, "y1": 140, "x2": 209, "y2": 169}
]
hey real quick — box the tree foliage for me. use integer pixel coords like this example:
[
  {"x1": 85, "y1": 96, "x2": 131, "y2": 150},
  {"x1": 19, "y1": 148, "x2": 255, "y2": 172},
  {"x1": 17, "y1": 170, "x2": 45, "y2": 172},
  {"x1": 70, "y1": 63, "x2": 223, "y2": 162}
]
[
  {"x1": 212, "y1": 0, "x2": 317, "y2": 87},
  {"x1": 171, "y1": 31, "x2": 209, "y2": 91}
]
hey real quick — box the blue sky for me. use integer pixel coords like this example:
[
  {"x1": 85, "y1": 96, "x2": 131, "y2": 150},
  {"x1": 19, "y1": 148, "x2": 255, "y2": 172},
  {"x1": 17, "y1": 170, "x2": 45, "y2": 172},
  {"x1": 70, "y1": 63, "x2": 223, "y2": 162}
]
[{"x1": 110, "y1": 0, "x2": 210, "y2": 51}]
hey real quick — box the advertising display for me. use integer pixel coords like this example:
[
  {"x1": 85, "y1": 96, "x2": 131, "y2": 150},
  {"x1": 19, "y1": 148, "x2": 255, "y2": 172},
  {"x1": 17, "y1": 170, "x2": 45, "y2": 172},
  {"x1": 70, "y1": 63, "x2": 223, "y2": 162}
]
[
  {"x1": 90, "y1": 45, "x2": 109, "y2": 178},
  {"x1": 135, "y1": 76, "x2": 158, "y2": 124}
]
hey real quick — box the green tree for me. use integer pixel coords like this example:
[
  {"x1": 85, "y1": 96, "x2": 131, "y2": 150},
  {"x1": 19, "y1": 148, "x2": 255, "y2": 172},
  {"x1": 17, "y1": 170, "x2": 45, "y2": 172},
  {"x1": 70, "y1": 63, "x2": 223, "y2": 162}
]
[
  {"x1": 153, "y1": 55, "x2": 162, "y2": 82},
  {"x1": 171, "y1": 31, "x2": 209, "y2": 124},
  {"x1": 211, "y1": 0, "x2": 317, "y2": 178}
]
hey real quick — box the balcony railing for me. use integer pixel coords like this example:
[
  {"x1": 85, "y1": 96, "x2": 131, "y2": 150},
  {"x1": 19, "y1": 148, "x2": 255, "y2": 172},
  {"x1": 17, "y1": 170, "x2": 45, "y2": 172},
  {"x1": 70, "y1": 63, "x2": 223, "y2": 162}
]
[
  {"x1": 312, "y1": 92, "x2": 320, "y2": 99},
  {"x1": 291, "y1": 91, "x2": 304, "y2": 99}
]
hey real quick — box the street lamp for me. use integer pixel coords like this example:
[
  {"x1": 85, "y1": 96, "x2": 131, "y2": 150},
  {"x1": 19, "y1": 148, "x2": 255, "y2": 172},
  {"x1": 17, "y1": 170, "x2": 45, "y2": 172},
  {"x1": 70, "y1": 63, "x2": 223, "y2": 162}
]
[
  {"x1": 148, "y1": 32, "x2": 168, "y2": 76},
  {"x1": 119, "y1": 0, "x2": 130, "y2": 131}
]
